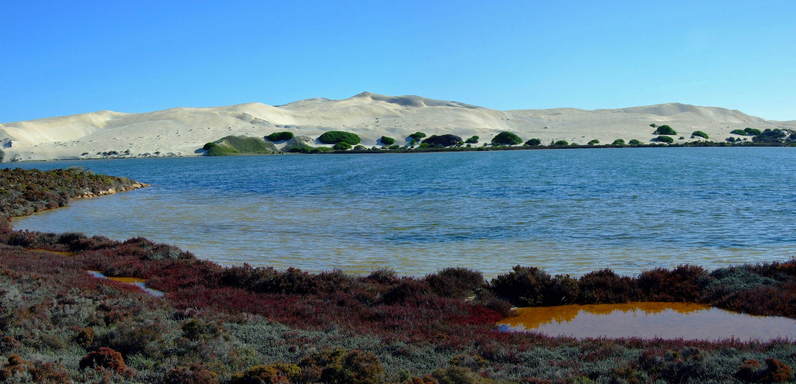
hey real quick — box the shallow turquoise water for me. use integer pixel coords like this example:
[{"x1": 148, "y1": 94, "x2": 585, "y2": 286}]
[{"x1": 7, "y1": 147, "x2": 796, "y2": 276}]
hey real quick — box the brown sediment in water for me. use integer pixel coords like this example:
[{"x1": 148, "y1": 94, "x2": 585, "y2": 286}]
[
  {"x1": 86, "y1": 270, "x2": 164, "y2": 297},
  {"x1": 498, "y1": 302, "x2": 796, "y2": 342},
  {"x1": 27, "y1": 248, "x2": 76, "y2": 257},
  {"x1": 105, "y1": 276, "x2": 147, "y2": 284}
]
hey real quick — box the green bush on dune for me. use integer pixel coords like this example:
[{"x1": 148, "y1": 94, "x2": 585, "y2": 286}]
[
  {"x1": 628, "y1": 139, "x2": 641, "y2": 146},
  {"x1": 407, "y1": 132, "x2": 427, "y2": 145},
  {"x1": 653, "y1": 135, "x2": 674, "y2": 144},
  {"x1": 490, "y1": 131, "x2": 523, "y2": 146},
  {"x1": 379, "y1": 136, "x2": 395, "y2": 146},
  {"x1": 333, "y1": 142, "x2": 352, "y2": 151},
  {"x1": 421, "y1": 134, "x2": 463, "y2": 147},
  {"x1": 524, "y1": 138, "x2": 541, "y2": 146},
  {"x1": 203, "y1": 136, "x2": 278, "y2": 156},
  {"x1": 465, "y1": 136, "x2": 479, "y2": 144},
  {"x1": 653, "y1": 125, "x2": 677, "y2": 135},
  {"x1": 691, "y1": 131, "x2": 709, "y2": 140},
  {"x1": 611, "y1": 139, "x2": 626, "y2": 146},
  {"x1": 731, "y1": 127, "x2": 762, "y2": 136},
  {"x1": 588, "y1": 139, "x2": 600, "y2": 145},
  {"x1": 552, "y1": 140, "x2": 569, "y2": 147},
  {"x1": 318, "y1": 131, "x2": 361, "y2": 145},
  {"x1": 265, "y1": 131, "x2": 294, "y2": 142}
]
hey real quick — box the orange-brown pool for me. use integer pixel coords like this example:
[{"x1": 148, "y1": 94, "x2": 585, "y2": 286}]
[{"x1": 497, "y1": 302, "x2": 796, "y2": 341}]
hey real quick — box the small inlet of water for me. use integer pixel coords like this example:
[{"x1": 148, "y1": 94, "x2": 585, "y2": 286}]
[
  {"x1": 87, "y1": 271, "x2": 165, "y2": 297},
  {"x1": 497, "y1": 302, "x2": 796, "y2": 342}
]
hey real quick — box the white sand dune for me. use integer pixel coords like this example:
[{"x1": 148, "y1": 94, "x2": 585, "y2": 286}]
[{"x1": 1, "y1": 91, "x2": 794, "y2": 162}]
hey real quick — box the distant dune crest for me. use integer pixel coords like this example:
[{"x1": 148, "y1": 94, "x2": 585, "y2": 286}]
[{"x1": 0, "y1": 92, "x2": 793, "y2": 161}]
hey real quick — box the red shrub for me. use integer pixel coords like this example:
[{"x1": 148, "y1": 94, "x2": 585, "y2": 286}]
[
  {"x1": 577, "y1": 269, "x2": 637, "y2": 304},
  {"x1": 637, "y1": 265, "x2": 707, "y2": 302},
  {"x1": 164, "y1": 364, "x2": 220, "y2": 384},
  {"x1": 79, "y1": 347, "x2": 128, "y2": 373},
  {"x1": 381, "y1": 279, "x2": 433, "y2": 305},
  {"x1": 425, "y1": 268, "x2": 484, "y2": 298}
]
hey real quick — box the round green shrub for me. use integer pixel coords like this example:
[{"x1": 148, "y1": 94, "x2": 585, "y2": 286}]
[
  {"x1": 552, "y1": 140, "x2": 569, "y2": 146},
  {"x1": 524, "y1": 138, "x2": 541, "y2": 146},
  {"x1": 653, "y1": 125, "x2": 677, "y2": 135},
  {"x1": 653, "y1": 135, "x2": 674, "y2": 144},
  {"x1": 422, "y1": 134, "x2": 463, "y2": 147},
  {"x1": 407, "y1": 132, "x2": 427, "y2": 144},
  {"x1": 588, "y1": 139, "x2": 600, "y2": 145},
  {"x1": 611, "y1": 139, "x2": 626, "y2": 146},
  {"x1": 333, "y1": 142, "x2": 352, "y2": 150},
  {"x1": 465, "y1": 136, "x2": 479, "y2": 144},
  {"x1": 265, "y1": 131, "x2": 294, "y2": 142},
  {"x1": 628, "y1": 139, "x2": 641, "y2": 145},
  {"x1": 491, "y1": 131, "x2": 523, "y2": 146},
  {"x1": 318, "y1": 131, "x2": 361, "y2": 145},
  {"x1": 379, "y1": 136, "x2": 395, "y2": 146}
]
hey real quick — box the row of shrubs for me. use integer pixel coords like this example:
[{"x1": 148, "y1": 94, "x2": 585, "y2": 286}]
[
  {"x1": 0, "y1": 168, "x2": 139, "y2": 218},
  {"x1": 208, "y1": 126, "x2": 795, "y2": 156}
]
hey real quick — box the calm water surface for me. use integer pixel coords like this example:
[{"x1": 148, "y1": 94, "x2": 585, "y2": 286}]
[
  {"x1": 7, "y1": 148, "x2": 796, "y2": 276},
  {"x1": 497, "y1": 302, "x2": 796, "y2": 341}
]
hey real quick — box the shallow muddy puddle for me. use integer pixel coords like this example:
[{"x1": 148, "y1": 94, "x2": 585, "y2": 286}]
[
  {"x1": 497, "y1": 302, "x2": 796, "y2": 342},
  {"x1": 28, "y1": 248, "x2": 76, "y2": 257},
  {"x1": 87, "y1": 271, "x2": 164, "y2": 297}
]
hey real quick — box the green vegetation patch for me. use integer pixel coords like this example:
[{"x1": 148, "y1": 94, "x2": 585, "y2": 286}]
[
  {"x1": 490, "y1": 131, "x2": 523, "y2": 146},
  {"x1": 611, "y1": 139, "x2": 626, "y2": 146},
  {"x1": 407, "y1": 132, "x2": 427, "y2": 145},
  {"x1": 379, "y1": 136, "x2": 395, "y2": 146},
  {"x1": 265, "y1": 131, "x2": 294, "y2": 142},
  {"x1": 653, "y1": 135, "x2": 674, "y2": 144},
  {"x1": 588, "y1": 139, "x2": 600, "y2": 145},
  {"x1": 524, "y1": 138, "x2": 541, "y2": 146},
  {"x1": 465, "y1": 136, "x2": 479, "y2": 144},
  {"x1": 203, "y1": 136, "x2": 278, "y2": 156},
  {"x1": 628, "y1": 139, "x2": 642, "y2": 146},
  {"x1": 653, "y1": 125, "x2": 677, "y2": 135},
  {"x1": 317, "y1": 131, "x2": 361, "y2": 145},
  {"x1": 732, "y1": 127, "x2": 762, "y2": 136},
  {"x1": 421, "y1": 134, "x2": 463, "y2": 147},
  {"x1": 333, "y1": 142, "x2": 352, "y2": 151},
  {"x1": 691, "y1": 131, "x2": 709, "y2": 139}
]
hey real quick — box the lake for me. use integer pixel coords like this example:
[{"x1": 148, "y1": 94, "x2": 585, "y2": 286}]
[{"x1": 6, "y1": 147, "x2": 796, "y2": 276}]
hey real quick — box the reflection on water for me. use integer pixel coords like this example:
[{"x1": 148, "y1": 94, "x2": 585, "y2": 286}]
[
  {"x1": 8, "y1": 148, "x2": 796, "y2": 276},
  {"x1": 497, "y1": 302, "x2": 796, "y2": 341}
]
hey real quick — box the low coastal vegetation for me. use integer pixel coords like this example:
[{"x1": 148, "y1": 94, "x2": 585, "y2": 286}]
[
  {"x1": 265, "y1": 131, "x2": 295, "y2": 142},
  {"x1": 203, "y1": 136, "x2": 278, "y2": 156},
  {"x1": 198, "y1": 123, "x2": 796, "y2": 157},
  {"x1": 692, "y1": 130, "x2": 709, "y2": 139},
  {"x1": 379, "y1": 136, "x2": 396, "y2": 146},
  {"x1": 0, "y1": 168, "x2": 142, "y2": 218},
  {"x1": 421, "y1": 134, "x2": 463, "y2": 147},
  {"x1": 317, "y1": 131, "x2": 361, "y2": 145},
  {"x1": 653, "y1": 125, "x2": 677, "y2": 135},
  {"x1": 490, "y1": 132, "x2": 523, "y2": 146},
  {"x1": 0, "y1": 169, "x2": 794, "y2": 383}
]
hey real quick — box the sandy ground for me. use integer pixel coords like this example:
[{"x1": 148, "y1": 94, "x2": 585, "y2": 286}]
[{"x1": 1, "y1": 92, "x2": 794, "y2": 162}]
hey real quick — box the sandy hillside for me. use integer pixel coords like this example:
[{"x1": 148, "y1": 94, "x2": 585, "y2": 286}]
[{"x1": 1, "y1": 91, "x2": 794, "y2": 161}]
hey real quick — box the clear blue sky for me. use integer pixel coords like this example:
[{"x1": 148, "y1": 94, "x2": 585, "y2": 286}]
[{"x1": 2, "y1": 0, "x2": 794, "y2": 122}]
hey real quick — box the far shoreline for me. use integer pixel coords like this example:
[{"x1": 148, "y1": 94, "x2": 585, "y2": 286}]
[{"x1": 2, "y1": 140, "x2": 794, "y2": 164}]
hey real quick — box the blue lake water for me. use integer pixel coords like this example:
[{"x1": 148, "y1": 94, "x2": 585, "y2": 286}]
[{"x1": 6, "y1": 147, "x2": 796, "y2": 276}]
